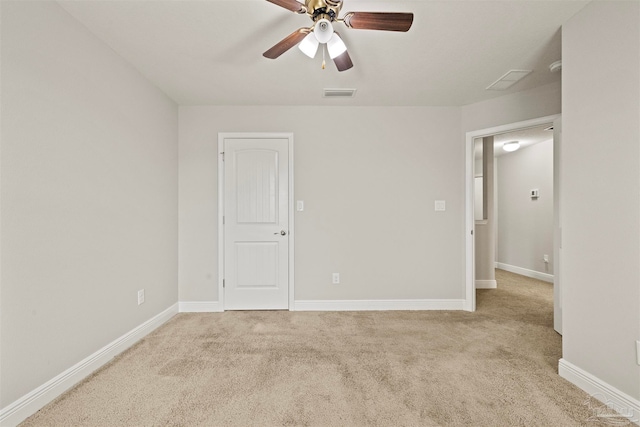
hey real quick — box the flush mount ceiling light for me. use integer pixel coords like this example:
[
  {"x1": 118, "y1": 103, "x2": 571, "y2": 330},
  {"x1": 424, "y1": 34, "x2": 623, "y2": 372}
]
[
  {"x1": 503, "y1": 141, "x2": 521, "y2": 152},
  {"x1": 264, "y1": 0, "x2": 414, "y2": 72}
]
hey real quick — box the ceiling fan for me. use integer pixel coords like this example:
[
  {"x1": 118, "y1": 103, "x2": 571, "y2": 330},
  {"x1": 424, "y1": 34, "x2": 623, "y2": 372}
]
[{"x1": 263, "y1": 0, "x2": 414, "y2": 71}]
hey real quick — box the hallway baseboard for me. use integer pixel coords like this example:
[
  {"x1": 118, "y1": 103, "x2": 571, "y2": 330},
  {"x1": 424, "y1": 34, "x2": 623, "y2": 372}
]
[{"x1": 496, "y1": 263, "x2": 553, "y2": 283}]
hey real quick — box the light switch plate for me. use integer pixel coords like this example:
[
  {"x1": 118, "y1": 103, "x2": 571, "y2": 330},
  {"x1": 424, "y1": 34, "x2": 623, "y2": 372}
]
[
  {"x1": 435, "y1": 200, "x2": 446, "y2": 211},
  {"x1": 296, "y1": 200, "x2": 304, "y2": 211}
]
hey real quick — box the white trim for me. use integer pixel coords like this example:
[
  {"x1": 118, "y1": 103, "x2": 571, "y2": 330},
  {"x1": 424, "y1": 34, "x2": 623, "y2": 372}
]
[
  {"x1": 552, "y1": 117, "x2": 563, "y2": 334},
  {"x1": 293, "y1": 299, "x2": 465, "y2": 312},
  {"x1": 217, "y1": 135, "x2": 225, "y2": 311},
  {"x1": 496, "y1": 263, "x2": 554, "y2": 283},
  {"x1": 178, "y1": 301, "x2": 222, "y2": 312},
  {"x1": 288, "y1": 135, "x2": 295, "y2": 311},
  {"x1": 475, "y1": 280, "x2": 497, "y2": 289},
  {"x1": 465, "y1": 114, "x2": 560, "y2": 313},
  {"x1": 0, "y1": 303, "x2": 178, "y2": 427},
  {"x1": 559, "y1": 358, "x2": 639, "y2": 423},
  {"x1": 217, "y1": 133, "x2": 295, "y2": 312},
  {"x1": 464, "y1": 130, "x2": 475, "y2": 312}
]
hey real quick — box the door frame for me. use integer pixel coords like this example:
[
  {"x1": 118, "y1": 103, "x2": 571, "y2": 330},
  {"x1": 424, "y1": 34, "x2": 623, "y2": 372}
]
[
  {"x1": 217, "y1": 132, "x2": 295, "y2": 311},
  {"x1": 464, "y1": 114, "x2": 560, "y2": 312}
]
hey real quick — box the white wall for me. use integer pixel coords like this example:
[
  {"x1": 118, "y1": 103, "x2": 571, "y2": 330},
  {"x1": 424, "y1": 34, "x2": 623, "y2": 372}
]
[
  {"x1": 497, "y1": 139, "x2": 554, "y2": 275},
  {"x1": 461, "y1": 81, "x2": 561, "y2": 133},
  {"x1": 0, "y1": 1, "x2": 178, "y2": 408},
  {"x1": 561, "y1": 0, "x2": 640, "y2": 401},
  {"x1": 180, "y1": 81, "x2": 563, "y2": 306},
  {"x1": 179, "y1": 106, "x2": 463, "y2": 304}
]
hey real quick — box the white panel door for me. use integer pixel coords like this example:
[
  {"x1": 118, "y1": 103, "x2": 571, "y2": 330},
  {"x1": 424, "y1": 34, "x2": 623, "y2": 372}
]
[
  {"x1": 223, "y1": 137, "x2": 289, "y2": 310},
  {"x1": 553, "y1": 118, "x2": 562, "y2": 335}
]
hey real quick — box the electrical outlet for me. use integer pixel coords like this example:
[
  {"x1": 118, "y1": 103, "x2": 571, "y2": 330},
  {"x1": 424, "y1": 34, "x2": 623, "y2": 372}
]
[
  {"x1": 138, "y1": 289, "x2": 145, "y2": 305},
  {"x1": 543, "y1": 254, "x2": 549, "y2": 263},
  {"x1": 332, "y1": 273, "x2": 340, "y2": 284}
]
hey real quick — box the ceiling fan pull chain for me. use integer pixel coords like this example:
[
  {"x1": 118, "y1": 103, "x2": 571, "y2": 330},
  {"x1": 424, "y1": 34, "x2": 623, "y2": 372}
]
[{"x1": 322, "y1": 45, "x2": 326, "y2": 69}]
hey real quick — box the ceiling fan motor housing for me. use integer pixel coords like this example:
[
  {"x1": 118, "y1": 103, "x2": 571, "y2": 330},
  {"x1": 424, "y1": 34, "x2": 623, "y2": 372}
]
[{"x1": 305, "y1": 0, "x2": 342, "y2": 20}]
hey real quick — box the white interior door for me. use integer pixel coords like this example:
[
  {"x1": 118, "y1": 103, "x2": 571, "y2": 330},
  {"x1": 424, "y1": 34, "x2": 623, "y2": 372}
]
[
  {"x1": 553, "y1": 117, "x2": 563, "y2": 334},
  {"x1": 222, "y1": 136, "x2": 290, "y2": 310}
]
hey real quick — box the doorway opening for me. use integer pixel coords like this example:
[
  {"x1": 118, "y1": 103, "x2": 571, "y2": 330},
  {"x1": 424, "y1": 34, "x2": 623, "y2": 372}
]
[{"x1": 465, "y1": 114, "x2": 562, "y2": 334}]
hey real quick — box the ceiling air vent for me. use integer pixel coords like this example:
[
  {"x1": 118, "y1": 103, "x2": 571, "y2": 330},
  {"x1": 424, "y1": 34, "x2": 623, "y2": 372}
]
[
  {"x1": 486, "y1": 69, "x2": 532, "y2": 91},
  {"x1": 323, "y1": 88, "x2": 357, "y2": 98}
]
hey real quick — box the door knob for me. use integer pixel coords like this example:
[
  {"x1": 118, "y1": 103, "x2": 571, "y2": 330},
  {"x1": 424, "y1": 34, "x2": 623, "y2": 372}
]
[{"x1": 274, "y1": 230, "x2": 287, "y2": 236}]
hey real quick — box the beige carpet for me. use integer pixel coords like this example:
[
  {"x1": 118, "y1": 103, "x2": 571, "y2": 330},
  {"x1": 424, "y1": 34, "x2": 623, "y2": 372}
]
[{"x1": 21, "y1": 270, "x2": 632, "y2": 426}]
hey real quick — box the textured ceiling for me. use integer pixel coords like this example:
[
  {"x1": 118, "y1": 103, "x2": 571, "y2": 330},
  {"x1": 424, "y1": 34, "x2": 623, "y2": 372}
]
[{"x1": 58, "y1": 0, "x2": 588, "y2": 106}]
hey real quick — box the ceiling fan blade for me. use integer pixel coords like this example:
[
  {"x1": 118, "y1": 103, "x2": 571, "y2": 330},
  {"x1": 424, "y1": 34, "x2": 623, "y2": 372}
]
[
  {"x1": 343, "y1": 12, "x2": 414, "y2": 32},
  {"x1": 265, "y1": 0, "x2": 307, "y2": 14},
  {"x1": 333, "y1": 50, "x2": 353, "y2": 72},
  {"x1": 263, "y1": 28, "x2": 311, "y2": 59}
]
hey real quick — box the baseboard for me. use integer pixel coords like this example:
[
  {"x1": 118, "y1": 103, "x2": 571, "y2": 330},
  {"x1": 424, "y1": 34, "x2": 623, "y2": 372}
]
[
  {"x1": 559, "y1": 358, "x2": 639, "y2": 423},
  {"x1": 178, "y1": 301, "x2": 222, "y2": 312},
  {"x1": 496, "y1": 262, "x2": 554, "y2": 283},
  {"x1": 179, "y1": 300, "x2": 466, "y2": 312},
  {"x1": 475, "y1": 280, "x2": 497, "y2": 289},
  {"x1": 293, "y1": 299, "x2": 465, "y2": 311},
  {"x1": 0, "y1": 303, "x2": 179, "y2": 427}
]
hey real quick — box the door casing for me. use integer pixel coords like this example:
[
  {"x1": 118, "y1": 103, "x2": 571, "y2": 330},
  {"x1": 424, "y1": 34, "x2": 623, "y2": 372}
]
[
  {"x1": 464, "y1": 114, "x2": 560, "y2": 312},
  {"x1": 218, "y1": 132, "x2": 295, "y2": 311}
]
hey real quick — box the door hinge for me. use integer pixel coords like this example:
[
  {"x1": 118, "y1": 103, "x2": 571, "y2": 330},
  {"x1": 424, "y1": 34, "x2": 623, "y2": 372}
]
[
  {"x1": 223, "y1": 279, "x2": 225, "y2": 288},
  {"x1": 471, "y1": 230, "x2": 473, "y2": 235},
  {"x1": 220, "y1": 152, "x2": 225, "y2": 161},
  {"x1": 223, "y1": 216, "x2": 225, "y2": 225}
]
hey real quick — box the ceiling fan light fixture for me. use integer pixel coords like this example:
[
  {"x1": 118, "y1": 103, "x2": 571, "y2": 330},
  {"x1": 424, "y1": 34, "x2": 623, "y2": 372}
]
[
  {"x1": 298, "y1": 32, "x2": 319, "y2": 58},
  {"x1": 264, "y1": 0, "x2": 415, "y2": 72},
  {"x1": 327, "y1": 33, "x2": 347, "y2": 59},
  {"x1": 313, "y1": 18, "x2": 334, "y2": 44},
  {"x1": 503, "y1": 141, "x2": 521, "y2": 152}
]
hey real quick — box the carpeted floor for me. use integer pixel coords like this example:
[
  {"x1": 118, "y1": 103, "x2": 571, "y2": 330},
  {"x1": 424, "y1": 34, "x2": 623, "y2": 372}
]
[{"x1": 20, "y1": 270, "x2": 632, "y2": 426}]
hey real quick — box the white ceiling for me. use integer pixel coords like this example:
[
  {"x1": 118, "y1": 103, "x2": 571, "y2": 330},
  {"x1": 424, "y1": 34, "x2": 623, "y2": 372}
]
[
  {"x1": 57, "y1": 0, "x2": 589, "y2": 107},
  {"x1": 475, "y1": 124, "x2": 553, "y2": 159}
]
